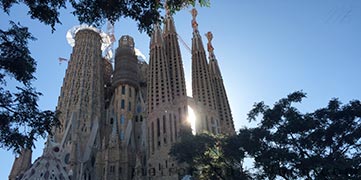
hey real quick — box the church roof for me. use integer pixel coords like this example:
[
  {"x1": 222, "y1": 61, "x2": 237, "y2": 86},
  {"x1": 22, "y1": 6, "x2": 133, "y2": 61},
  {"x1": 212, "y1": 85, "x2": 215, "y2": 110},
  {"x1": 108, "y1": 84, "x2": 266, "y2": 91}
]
[{"x1": 20, "y1": 142, "x2": 70, "y2": 180}]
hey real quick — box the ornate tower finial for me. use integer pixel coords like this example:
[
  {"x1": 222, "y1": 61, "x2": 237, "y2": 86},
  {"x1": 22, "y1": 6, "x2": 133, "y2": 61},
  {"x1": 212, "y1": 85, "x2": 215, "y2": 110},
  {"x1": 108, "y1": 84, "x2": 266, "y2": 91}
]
[
  {"x1": 206, "y1": 31, "x2": 215, "y2": 58},
  {"x1": 165, "y1": 2, "x2": 170, "y2": 16},
  {"x1": 191, "y1": 8, "x2": 198, "y2": 31}
]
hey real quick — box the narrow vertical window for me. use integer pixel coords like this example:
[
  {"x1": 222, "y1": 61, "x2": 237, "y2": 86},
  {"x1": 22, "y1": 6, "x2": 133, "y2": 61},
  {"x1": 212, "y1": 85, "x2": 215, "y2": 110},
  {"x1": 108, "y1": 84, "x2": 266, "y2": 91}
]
[
  {"x1": 129, "y1": 87, "x2": 132, "y2": 97},
  {"x1": 120, "y1": 115, "x2": 124, "y2": 124},
  {"x1": 174, "y1": 116, "x2": 178, "y2": 140},
  {"x1": 169, "y1": 114, "x2": 173, "y2": 142},
  {"x1": 163, "y1": 115, "x2": 166, "y2": 134},
  {"x1": 206, "y1": 116, "x2": 209, "y2": 131},
  {"x1": 121, "y1": 85, "x2": 125, "y2": 95},
  {"x1": 128, "y1": 101, "x2": 131, "y2": 111},
  {"x1": 119, "y1": 130, "x2": 124, "y2": 140},
  {"x1": 151, "y1": 122, "x2": 154, "y2": 153},
  {"x1": 157, "y1": 118, "x2": 160, "y2": 137},
  {"x1": 121, "y1": 99, "x2": 125, "y2": 109},
  {"x1": 178, "y1": 107, "x2": 182, "y2": 123}
]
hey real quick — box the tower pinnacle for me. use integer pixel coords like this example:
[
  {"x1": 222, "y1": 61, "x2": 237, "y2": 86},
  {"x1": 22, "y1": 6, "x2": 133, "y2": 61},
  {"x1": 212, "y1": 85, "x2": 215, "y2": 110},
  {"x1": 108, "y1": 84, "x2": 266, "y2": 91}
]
[
  {"x1": 191, "y1": 8, "x2": 199, "y2": 32},
  {"x1": 206, "y1": 32, "x2": 236, "y2": 135},
  {"x1": 206, "y1": 31, "x2": 216, "y2": 59}
]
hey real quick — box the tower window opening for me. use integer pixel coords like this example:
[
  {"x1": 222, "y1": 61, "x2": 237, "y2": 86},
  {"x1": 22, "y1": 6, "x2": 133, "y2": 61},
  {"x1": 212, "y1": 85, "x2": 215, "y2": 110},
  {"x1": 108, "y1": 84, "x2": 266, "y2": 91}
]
[
  {"x1": 121, "y1": 86, "x2": 125, "y2": 95},
  {"x1": 163, "y1": 115, "x2": 166, "y2": 134},
  {"x1": 151, "y1": 122, "x2": 154, "y2": 153},
  {"x1": 174, "y1": 117, "x2": 178, "y2": 139},
  {"x1": 120, "y1": 115, "x2": 125, "y2": 124},
  {"x1": 206, "y1": 116, "x2": 209, "y2": 131},
  {"x1": 169, "y1": 114, "x2": 173, "y2": 142},
  {"x1": 121, "y1": 99, "x2": 125, "y2": 109},
  {"x1": 157, "y1": 118, "x2": 160, "y2": 137}
]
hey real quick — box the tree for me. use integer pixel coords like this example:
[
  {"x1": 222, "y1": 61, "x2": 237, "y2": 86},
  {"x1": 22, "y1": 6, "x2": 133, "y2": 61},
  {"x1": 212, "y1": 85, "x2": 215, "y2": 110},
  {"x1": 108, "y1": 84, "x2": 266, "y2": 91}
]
[
  {"x1": 169, "y1": 128, "x2": 251, "y2": 180},
  {"x1": 171, "y1": 92, "x2": 361, "y2": 179},
  {"x1": 0, "y1": 22, "x2": 59, "y2": 152},
  {"x1": 243, "y1": 91, "x2": 361, "y2": 179},
  {"x1": 0, "y1": 0, "x2": 210, "y2": 152},
  {"x1": 1, "y1": 0, "x2": 210, "y2": 33}
]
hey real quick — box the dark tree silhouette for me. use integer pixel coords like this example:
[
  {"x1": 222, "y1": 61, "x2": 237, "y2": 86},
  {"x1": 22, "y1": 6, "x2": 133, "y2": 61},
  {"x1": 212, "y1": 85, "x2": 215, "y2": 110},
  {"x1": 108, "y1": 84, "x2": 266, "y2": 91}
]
[
  {"x1": 0, "y1": 22, "x2": 59, "y2": 152},
  {"x1": 243, "y1": 91, "x2": 361, "y2": 179},
  {"x1": 170, "y1": 129, "x2": 251, "y2": 180},
  {"x1": 171, "y1": 91, "x2": 361, "y2": 179}
]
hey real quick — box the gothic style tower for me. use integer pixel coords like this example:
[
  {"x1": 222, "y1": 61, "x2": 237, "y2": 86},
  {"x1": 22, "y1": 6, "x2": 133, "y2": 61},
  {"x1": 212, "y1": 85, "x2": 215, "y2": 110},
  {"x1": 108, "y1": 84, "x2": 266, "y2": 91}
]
[
  {"x1": 95, "y1": 35, "x2": 146, "y2": 179},
  {"x1": 103, "y1": 35, "x2": 137, "y2": 179},
  {"x1": 8, "y1": 149, "x2": 32, "y2": 180},
  {"x1": 206, "y1": 32, "x2": 235, "y2": 135},
  {"x1": 191, "y1": 9, "x2": 220, "y2": 134},
  {"x1": 147, "y1": 23, "x2": 179, "y2": 178},
  {"x1": 163, "y1": 9, "x2": 188, "y2": 125},
  {"x1": 54, "y1": 28, "x2": 105, "y2": 179},
  {"x1": 9, "y1": 8, "x2": 237, "y2": 179}
]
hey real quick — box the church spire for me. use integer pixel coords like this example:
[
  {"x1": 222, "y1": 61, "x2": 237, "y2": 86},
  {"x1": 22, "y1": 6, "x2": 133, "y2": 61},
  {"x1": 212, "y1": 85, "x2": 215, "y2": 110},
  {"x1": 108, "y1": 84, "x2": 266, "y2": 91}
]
[
  {"x1": 191, "y1": 8, "x2": 199, "y2": 32},
  {"x1": 206, "y1": 32, "x2": 235, "y2": 135},
  {"x1": 147, "y1": 22, "x2": 179, "y2": 178},
  {"x1": 191, "y1": 8, "x2": 205, "y2": 51},
  {"x1": 9, "y1": 149, "x2": 32, "y2": 180},
  {"x1": 150, "y1": 23, "x2": 164, "y2": 47},
  {"x1": 163, "y1": 5, "x2": 188, "y2": 125},
  {"x1": 164, "y1": 5, "x2": 176, "y2": 34},
  {"x1": 206, "y1": 31, "x2": 221, "y2": 77},
  {"x1": 191, "y1": 8, "x2": 219, "y2": 134}
]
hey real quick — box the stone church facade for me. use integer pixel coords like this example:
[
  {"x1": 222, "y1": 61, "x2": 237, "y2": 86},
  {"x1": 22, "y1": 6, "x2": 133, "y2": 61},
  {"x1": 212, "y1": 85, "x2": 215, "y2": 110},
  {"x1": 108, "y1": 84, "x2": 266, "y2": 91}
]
[{"x1": 9, "y1": 8, "x2": 234, "y2": 180}]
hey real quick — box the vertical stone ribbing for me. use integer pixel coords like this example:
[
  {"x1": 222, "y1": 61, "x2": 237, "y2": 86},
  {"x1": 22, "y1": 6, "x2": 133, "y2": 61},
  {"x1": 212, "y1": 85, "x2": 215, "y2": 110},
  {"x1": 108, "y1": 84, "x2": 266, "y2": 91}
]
[
  {"x1": 9, "y1": 149, "x2": 32, "y2": 180},
  {"x1": 163, "y1": 13, "x2": 188, "y2": 126},
  {"x1": 54, "y1": 29, "x2": 104, "y2": 179},
  {"x1": 98, "y1": 35, "x2": 140, "y2": 180},
  {"x1": 191, "y1": 9, "x2": 219, "y2": 134},
  {"x1": 147, "y1": 23, "x2": 178, "y2": 179},
  {"x1": 206, "y1": 32, "x2": 235, "y2": 135},
  {"x1": 148, "y1": 24, "x2": 172, "y2": 113},
  {"x1": 191, "y1": 10, "x2": 215, "y2": 110}
]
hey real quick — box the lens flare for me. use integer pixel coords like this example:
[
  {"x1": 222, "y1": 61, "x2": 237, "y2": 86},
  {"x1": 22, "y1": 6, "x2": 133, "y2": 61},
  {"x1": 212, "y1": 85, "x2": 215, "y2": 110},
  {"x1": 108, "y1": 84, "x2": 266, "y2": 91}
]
[{"x1": 187, "y1": 106, "x2": 196, "y2": 135}]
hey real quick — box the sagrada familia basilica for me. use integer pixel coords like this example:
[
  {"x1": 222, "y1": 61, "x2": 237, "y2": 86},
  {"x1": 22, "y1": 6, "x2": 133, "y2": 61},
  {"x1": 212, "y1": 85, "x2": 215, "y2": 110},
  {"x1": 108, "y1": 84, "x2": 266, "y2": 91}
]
[{"x1": 9, "y1": 8, "x2": 235, "y2": 180}]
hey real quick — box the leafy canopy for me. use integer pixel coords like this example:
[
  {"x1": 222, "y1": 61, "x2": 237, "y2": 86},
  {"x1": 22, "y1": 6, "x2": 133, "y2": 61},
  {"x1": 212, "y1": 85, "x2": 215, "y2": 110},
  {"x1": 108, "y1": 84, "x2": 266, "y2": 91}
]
[
  {"x1": 171, "y1": 91, "x2": 361, "y2": 180},
  {"x1": 0, "y1": 22, "x2": 59, "y2": 152},
  {"x1": 170, "y1": 128, "x2": 251, "y2": 180},
  {"x1": 1, "y1": 0, "x2": 210, "y2": 34},
  {"x1": 244, "y1": 91, "x2": 361, "y2": 179}
]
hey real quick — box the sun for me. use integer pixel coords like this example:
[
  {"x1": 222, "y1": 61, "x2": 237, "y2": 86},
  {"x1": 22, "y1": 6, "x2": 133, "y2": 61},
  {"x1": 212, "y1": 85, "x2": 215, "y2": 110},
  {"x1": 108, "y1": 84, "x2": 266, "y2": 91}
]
[{"x1": 187, "y1": 106, "x2": 196, "y2": 135}]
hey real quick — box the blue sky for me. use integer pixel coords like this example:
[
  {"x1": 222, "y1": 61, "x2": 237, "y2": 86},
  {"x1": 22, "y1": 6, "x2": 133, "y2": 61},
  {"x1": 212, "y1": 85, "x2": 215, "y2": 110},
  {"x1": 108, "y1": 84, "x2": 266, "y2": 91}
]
[{"x1": 1, "y1": 0, "x2": 361, "y2": 178}]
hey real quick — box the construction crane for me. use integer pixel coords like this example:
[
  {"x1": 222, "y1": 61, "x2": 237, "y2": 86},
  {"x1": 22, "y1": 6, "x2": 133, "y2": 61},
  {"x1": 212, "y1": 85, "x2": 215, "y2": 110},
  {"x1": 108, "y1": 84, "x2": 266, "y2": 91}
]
[
  {"x1": 58, "y1": 57, "x2": 68, "y2": 65},
  {"x1": 104, "y1": 21, "x2": 116, "y2": 63},
  {"x1": 177, "y1": 34, "x2": 191, "y2": 53}
]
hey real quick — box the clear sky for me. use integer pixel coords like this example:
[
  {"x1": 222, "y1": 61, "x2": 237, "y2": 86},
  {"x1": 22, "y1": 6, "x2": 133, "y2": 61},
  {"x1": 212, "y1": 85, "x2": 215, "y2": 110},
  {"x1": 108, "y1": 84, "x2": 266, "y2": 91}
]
[{"x1": 1, "y1": 0, "x2": 361, "y2": 178}]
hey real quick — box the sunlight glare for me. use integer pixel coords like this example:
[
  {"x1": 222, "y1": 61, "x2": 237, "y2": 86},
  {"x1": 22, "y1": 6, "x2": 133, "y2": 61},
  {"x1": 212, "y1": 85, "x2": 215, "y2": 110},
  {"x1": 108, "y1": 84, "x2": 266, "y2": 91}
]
[{"x1": 187, "y1": 106, "x2": 196, "y2": 135}]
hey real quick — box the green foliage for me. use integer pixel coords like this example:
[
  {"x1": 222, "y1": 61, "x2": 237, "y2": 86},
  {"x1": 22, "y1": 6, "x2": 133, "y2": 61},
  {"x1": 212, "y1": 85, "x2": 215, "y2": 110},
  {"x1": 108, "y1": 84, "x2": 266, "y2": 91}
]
[
  {"x1": 171, "y1": 91, "x2": 361, "y2": 179},
  {"x1": 243, "y1": 91, "x2": 361, "y2": 179},
  {"x1": 1, "y1": 0, "x2": 210, "y2": 34},
  {"x1": 0, "y1": 22, "x2": 59, "y2": 153},
  {"x1": 170, "y1": 129, "x2": 251, "y2": 180},
  {"x1": 70, "y1": 0, "x2": 210, "y2": 34},
  {"x1": 1, "y1": 0, "x2": 66, "y2": 31}
]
